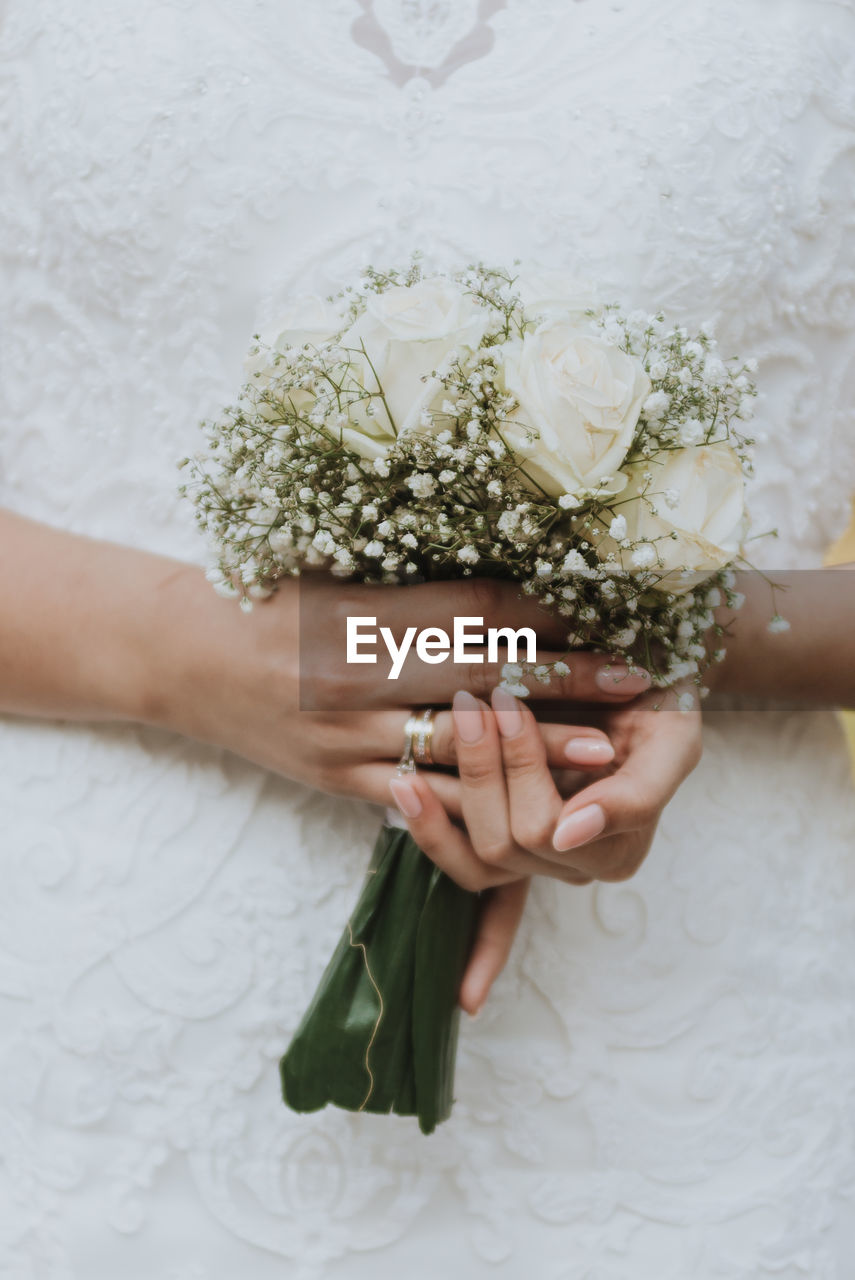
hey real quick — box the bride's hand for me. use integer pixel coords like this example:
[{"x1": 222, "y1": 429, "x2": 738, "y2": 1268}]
[
  {"x1": 0, "y1": 508, "x2": 651, "y2": 811},
  {"x1": 147, "y1": 567, "x2": 651, "y2": 814},
  {"x1": 388, "y1": 685, "x2": 702, "y2": 1013}
]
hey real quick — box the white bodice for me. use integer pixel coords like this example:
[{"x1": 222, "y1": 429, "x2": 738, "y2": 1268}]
[
  {"x1": 2, "y1": 4, "x2": 855, "y2": 1279},
  {"x1": 2, "y1": 0, "x2": 855, "y2": 565}
]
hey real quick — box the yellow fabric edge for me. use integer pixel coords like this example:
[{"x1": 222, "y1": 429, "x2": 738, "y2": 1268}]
[{"x1": 824, "y1": 502, "x2": 855, "y2": 779}]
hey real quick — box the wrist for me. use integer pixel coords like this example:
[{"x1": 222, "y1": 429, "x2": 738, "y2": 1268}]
[{"x1": 127, "y1": 557, "x2": 219, "y2": 734}]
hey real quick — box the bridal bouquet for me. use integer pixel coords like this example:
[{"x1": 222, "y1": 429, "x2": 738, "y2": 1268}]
[{"x1": 181, "y1": 262, "x2": 755, "y2": 1133}]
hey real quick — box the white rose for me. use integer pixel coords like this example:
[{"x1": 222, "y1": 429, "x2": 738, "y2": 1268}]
[
  {"x1": 515, "y1": 269, "x2": 600, "y2": 323},
  {"x1": 337, "y1": 277, "x2": 489, "y2": 460},
  {"x1": 358, "y1": 278, "x2": 487, "y2": 347},
  {"x1": 499, "y1": 321, "x2": 651, "y2": 496},
  {"x1": 601, "y1": 443, "x2": 747, "y2": 593}
]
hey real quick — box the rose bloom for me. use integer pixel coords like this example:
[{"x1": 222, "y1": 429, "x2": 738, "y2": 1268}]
[
  {"x1": 337, "y1": 277, "x2": 490, "y2": 460},
  {"x1": 515, "y1": 270, "x2": 600, "y2": 323},
  {"x1": 600, "y1": 442, "x2": 748, "y2": 593},
  {"x1": 499, "y1": 320, "x2": 650, "y2": 497}
]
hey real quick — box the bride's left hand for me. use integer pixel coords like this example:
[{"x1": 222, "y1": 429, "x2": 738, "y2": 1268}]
[{"x1": 389, "y1": 684, "x2": 702, "y2": 1015}]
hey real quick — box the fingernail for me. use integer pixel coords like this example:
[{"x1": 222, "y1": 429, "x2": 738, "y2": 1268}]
[
  {"x1": 389, "y1": 777, "x2": 422, "y2": 820},
  {"x1": 491, "y1": 686, "x2": 523, "y2": 738},
  {"x1": 564, "y1": 738, "x2": 615, "y2": 764},
  {"x1": 453, "y1": 690, "x2": 484, "y2": 743},
  {"x1": 594, "y1": 664, "x2": 651, "y2": 694},
  {"x1": 553, "y1": 803, "x2": 606, "y2": 852}
]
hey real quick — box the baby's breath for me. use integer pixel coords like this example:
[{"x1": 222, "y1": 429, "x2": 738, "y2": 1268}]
[{"x1": 180, "y1": 262, "x2": 759, "y2": 694}]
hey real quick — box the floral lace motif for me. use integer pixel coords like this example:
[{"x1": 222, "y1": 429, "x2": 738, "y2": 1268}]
[
  {"x1": 1, "y1": 1, "x2": 855, "y2": 1276},
  {"x1": 351, "y1": 0, "x2": 507, "y2": 84}
]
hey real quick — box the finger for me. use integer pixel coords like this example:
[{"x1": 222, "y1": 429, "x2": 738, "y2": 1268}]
[
  {"x1": 382, "y1": 650, "x2": 652, "y2": 708},
  {"x1": 344, "y1": 760, "x2": 466, "y2": 818},
  {"x1": 544, "y1": 706, "x2": 701, "y2": 879},
  {"x1": 490, "y1": 688, "x2": 566, "y2": 855},
  {"x1": 449, "y1": 695, "x2": 600, "y2": 875},
  {"x1": 563, "y1": 704, "x2": 700, "y2": 831},
  {"x1": 367, "y1": 709, "x2": 615, "y2": 770},
  {"x1": 458, "y1": 878, "x2": 530, "y2": 1016},
  {"x1": 385, "y1": 765, "x2": 578, "y2": 886},
  {"x1": 510, "y1": 656, "x2": 653, "y2": 702},
  {"x1": 344, "y1": 757, "x2": 590, "y2": 826},
  {"x1": 553, "y1": 726, "x2": 616, "y2": 768},
  {"x1": 302, "y1": 575, "x2": 653, "y2": 709},
  {"x1": 387, "y1": 770, "x2": 517, "y2": 893},
  {"x1": 561, "y1": 826, "x2": 656, "y2": 884},
  {"x1": 451, "y1": 691, "x2": 519, "y2": 870},
  {"x1": 437, "y1": 712, "x2": 614, "y2": 769}
]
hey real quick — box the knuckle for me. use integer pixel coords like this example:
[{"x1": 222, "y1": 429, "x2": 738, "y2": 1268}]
[
  {"x1": 634, "y1": 799, "x2": 659, "y2": 829},
  {"x1": 302, "y1": 717, "x2": 342, "y2": 757},
  {"x1": 593, "y1": 837, "x2": 650, "y2": 882},
  {"x1": 311, "y1": 760, "x2": 347, "y2": 797},
  {"x1": 455, "y1": 871, "x2": 481, "y2": 892},
  {"x1": 466, "y1": 578, "x2": 506, "y2": 621},
  {"x1": 455, "y1": 864, "x2": 497, "y2": 892},
  {"x1": 431, "y1": 719, "x2": 456, "y2": 765},
  {"x1": 326, "y1": 586, "x2": 365, "y2": 633},
  {"x1": 458, "y1": 753, "x2": 498, "y2": 787},
  {"x1": 551, "y1": 672, "x2": 577, "y2": 700},
  {"x1": 560, "y1": 869, "x2": 593, "y2": 886},
  {"x1": 624, "y1": 785, "x2": 659, "y2": 829},
  {"x1": 410, "y1": 832, "x2": 441, "y2": 864},
  {"x1": 263, "y1": 639, "x2": 300, "y2": 687},
  {"x1": 466, "y1": 661, "x2": 495, "y2": 700},
  {"x1": 310, "y1": 669, "x2": 356, "y2": 709},
  {"x1": 503, "y1": 750, "x2": 545, "y2": 782},
  {"x1": 510, "y1": 816, "x2": 553, "y2": 852},
  {"x1": 473, "y1": 838, "x2": 514, "y2": 868},
  {"x1": 594, "y1": 855, "x2": 636, "y2": 883}
]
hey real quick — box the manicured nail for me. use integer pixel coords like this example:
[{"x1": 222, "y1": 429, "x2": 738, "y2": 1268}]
[
  {"x1": 491, "y1": 686, "x2": 523, "y2": 738},
  {"x1": 389, "y1": 777, "x2": 422, "y2": 820},
  {"x1": 564, "y1": 738, "x2": 615, "y2": 764},
  {"x1": 453, "y1": 690, "x2": 484, "y2": 743},
  {"x1": 553, "y1": 803, "x2": 606, "y2": 852},
  {"x1": 594, "y1": 664, "x2": 651, "y2": 695}
]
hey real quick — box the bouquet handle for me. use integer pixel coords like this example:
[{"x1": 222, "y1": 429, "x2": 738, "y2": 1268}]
[{"x1": 280, "y1": 823, "x2": 480, "y2": 1134}]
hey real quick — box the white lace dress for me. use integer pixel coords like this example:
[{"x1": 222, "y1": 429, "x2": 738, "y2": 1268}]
[{"x1": 2, "y1": 2, "x2": 855, "y2": 1277}]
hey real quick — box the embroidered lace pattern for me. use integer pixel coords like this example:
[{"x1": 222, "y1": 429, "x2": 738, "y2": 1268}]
[{"x1": 1, "y1": 2, "x2": 854, "y2": 1275}]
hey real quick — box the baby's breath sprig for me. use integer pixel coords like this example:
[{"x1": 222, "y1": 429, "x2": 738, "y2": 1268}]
[{"x1": 180, "y1": 263, "x2": 759, "y2": 701}]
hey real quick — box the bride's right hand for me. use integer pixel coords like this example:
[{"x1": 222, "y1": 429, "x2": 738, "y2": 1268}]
[
  {"x1": 388, "y1": 683, "x2": 703, "y2": 1013},
  {"x1": 147, "y1": 567, "x2": 650, "y2": 814}
]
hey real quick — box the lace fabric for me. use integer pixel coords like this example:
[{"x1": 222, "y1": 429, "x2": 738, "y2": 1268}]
[
  {"x1": 1, "y1": 2, "x2": 855, "y2": 1276},
  {"x1": 2, "y1": 0, "x2": 854, "y2": 565}
]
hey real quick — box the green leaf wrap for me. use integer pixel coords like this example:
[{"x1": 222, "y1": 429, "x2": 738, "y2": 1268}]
[{"x1": 279, "y1": 824, "x2": 480, "y2": 1134}]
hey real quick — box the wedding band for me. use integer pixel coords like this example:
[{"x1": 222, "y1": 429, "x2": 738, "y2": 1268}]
[
  {"x1": 411, "y1": 708, "x2": 436, "y2": 765},
  {"x1": 397, "y1": 708, "x2": 436, "y2": 775}
]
